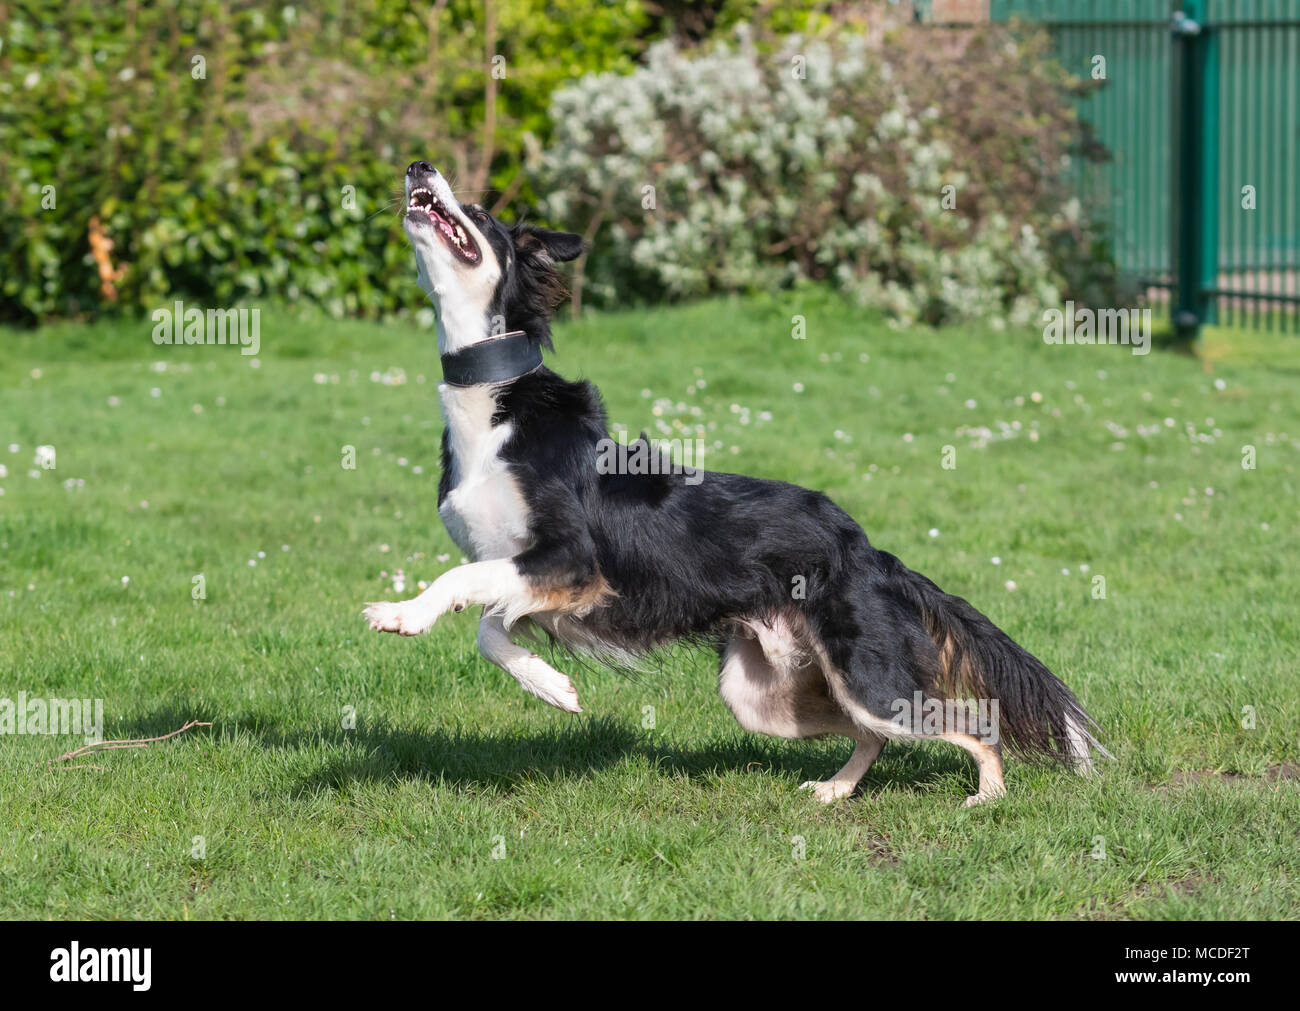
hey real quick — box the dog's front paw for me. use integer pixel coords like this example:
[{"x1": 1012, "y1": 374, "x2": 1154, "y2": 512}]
[
  {"x1": 529, "y1": 668, "x2": 583, "y2": 714},
  {"x1": 363, "y1": 600, "x2": 437, "y2": 637},
  {"x1": 512, "y1": 654, "x2": 583, "y2": 713}
]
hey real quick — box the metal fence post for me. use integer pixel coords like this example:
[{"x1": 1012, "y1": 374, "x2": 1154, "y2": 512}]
[{"x1": 1172, "y1": 2, "x2": 1220, "y2": 340}]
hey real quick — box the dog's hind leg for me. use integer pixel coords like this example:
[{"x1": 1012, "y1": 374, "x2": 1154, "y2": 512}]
[
  {"x1": 941, "y1": 732, "x2": 1006, "y2": 807},
  {"x1": 798, "y1": 734, "x2": 886, "y2": 803},
  {"x1": 476, "y1": 612, "x2": 582, "y2": 714},
  {"x1": 821, "y1": 661, "x2": 1008, "y2": 806},
  {"x1": 718, "y1": 630, "x2": 853, "y2": 740},
  {"x1": 719, "y1": 627, "x2": 880, "y2": 803}
]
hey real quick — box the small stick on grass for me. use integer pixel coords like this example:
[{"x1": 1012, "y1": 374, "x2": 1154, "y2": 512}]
[{"x1": 47, "y1": 719, "x2": 213, "y2": 769}]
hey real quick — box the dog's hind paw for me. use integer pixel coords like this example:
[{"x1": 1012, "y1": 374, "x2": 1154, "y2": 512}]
[
  {"x1": 363, "y1": 600, "x2": 436, "y2": 637},
  {"x1": 963, "y1": 788, "x2": 1006, "y2": 808},
  {"x1": 799, "y1": 779, "x2": 855, "y2": 804}
]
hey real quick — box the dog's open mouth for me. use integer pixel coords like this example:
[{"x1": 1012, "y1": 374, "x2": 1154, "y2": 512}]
[{"x1": 407, "y1": 186, "x2": 481, "y2": 265}]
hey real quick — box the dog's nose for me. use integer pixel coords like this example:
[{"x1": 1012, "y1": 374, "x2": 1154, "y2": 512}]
[{"x1": 407, "y1": 160, "x2": 436, "y2": 177}]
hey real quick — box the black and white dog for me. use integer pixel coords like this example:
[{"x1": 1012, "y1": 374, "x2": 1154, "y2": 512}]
[{"x1": 364, "y1": 160, "x2": 1108, "y2": 805}]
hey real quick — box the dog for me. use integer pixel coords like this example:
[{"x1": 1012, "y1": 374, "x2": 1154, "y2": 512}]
[{"x1": 363, "y1": 160, "x2": 1109, "y2": 806}]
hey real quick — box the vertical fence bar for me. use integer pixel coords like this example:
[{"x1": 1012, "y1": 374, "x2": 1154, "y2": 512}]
[
  {"x1": 1242, "y1": 8, "x2": 1253, "y2": 331},
  {"x1": 1288, "y1": 12, "x2": 1297, "y2": 332},
  {"x1": 1224, "y1": 14, "x2": 1238, "y2": 327},
  {"x1": 1268, "y1": 3, "x2": 1279, "y2": 331},
  {"x1": 1201, "y1": 9, "x2": 1220, "y2": 326},
  {"x1": 1263, "y1": 4, "x2": 1273, "y2": 331},
  {"x1": 1172, "y1": 0, "x2": 1219, "y2": 339}
]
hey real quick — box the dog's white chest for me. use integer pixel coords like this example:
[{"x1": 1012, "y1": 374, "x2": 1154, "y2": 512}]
[{"x1": 437, "y1": 384, "x2": 531, "y2": 561}]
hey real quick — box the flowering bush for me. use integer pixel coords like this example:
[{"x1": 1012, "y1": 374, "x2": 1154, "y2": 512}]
[{"x1": 535, "y1": 24, "x2": 1115, "y2": 328}]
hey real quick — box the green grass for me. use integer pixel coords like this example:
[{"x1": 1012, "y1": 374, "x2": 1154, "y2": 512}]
[{"x1": 1, "y1": 292, "x2": 1298, "y2": 919}]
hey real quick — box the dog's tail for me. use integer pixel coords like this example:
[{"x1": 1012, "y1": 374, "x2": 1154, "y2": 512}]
[{"x1": 892, "y1": 558, "x2": 1112, "y2": 771}]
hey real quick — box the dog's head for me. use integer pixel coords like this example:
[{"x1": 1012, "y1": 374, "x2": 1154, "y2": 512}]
[{"x1": 403, "y1": 161, "x2": 582, "y2": 352}]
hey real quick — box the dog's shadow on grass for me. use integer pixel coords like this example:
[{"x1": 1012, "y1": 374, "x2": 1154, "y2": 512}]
[
  {"x1": 240, "y1": 714, "x2": 977, "y2": 800},
  {"x1": 97, "y1": 707, "x2": 983, "y2": 799}
]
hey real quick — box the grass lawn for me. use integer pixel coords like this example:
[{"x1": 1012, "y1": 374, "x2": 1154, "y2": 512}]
[{"x1": 1, "y1": 292, "x2": 1297, "y2": 919}]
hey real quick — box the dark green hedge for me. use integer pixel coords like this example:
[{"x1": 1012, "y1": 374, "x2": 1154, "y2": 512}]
[{"x1": 0, "y1": 0, "x2": 735, "y2": 323}]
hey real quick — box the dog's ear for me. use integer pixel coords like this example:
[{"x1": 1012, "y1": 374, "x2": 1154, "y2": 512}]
[{"x1": 515, "y1": 225, "x2": 584, "y2": 263}]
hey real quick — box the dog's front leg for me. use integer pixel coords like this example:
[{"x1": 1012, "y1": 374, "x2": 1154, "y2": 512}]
[
  {"x1": 476, "y1": 612, "x2": 582, "y2": 713},
  {"x1": 364, "y1": 558, "x2": 586, "y2": 712},
  {"x1": 363, "y1": 558, "x2": 532, "y2": 637}
]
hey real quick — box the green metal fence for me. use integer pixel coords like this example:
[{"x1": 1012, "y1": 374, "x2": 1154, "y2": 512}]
[{"x1": 988, "y1": 0, "x2": 1300, "y2": 334}]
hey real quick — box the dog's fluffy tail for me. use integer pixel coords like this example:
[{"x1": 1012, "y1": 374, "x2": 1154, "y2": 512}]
[{"x1": 895, "y1": 562, "x2": 1112, "y2": 771}]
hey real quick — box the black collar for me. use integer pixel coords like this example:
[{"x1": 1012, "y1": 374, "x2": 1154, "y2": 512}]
[{"x1": 439, "y1": 331, "x2": 543, "y2": 387}]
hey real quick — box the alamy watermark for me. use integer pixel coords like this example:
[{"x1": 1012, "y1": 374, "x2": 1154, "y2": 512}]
[
  {"x1": 49, "y1": 943, "x2": 151, "y2": 991},
  {"x1": 889, "y1": 692, "x2": 999, "y2": 745},
  {"x1": 1043, "y1": 302, "x2": 1151, "y2": 356},
  {"x1": 151, "y1": 300, "x2": 260, "y2": 356},
  {"x1": 0, "y1": 693, "x2": 104, "y2": 744},
  {"x1": 596, "y1": 436, "x2": 705, "y2": 486}
]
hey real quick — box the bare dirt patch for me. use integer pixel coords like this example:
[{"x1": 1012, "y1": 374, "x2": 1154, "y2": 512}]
[{"x1": 1156, "y1": 762, "x2": 1300, "y2": 791}]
